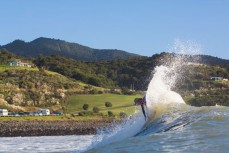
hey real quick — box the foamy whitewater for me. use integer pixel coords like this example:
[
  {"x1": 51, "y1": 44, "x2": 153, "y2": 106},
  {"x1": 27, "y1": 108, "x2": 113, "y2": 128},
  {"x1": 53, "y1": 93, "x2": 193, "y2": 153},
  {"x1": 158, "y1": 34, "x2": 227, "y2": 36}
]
[{"x1": 1, "y1": 40, "x2": 229, "y2": 153}]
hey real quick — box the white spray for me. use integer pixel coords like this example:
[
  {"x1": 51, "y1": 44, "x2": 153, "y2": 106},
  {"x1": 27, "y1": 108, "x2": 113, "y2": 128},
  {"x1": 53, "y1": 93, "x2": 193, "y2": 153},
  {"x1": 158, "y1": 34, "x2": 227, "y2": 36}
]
[{"x1": 146, "y1": 39, "x2": 202, "y2": 118}]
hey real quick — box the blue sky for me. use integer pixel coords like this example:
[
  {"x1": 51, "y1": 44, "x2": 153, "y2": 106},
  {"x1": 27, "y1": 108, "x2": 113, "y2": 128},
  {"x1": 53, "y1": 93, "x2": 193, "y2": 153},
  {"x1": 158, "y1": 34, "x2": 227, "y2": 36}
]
[{"x1": 0, "y1": 0, "x2": 229, "y2": 59}]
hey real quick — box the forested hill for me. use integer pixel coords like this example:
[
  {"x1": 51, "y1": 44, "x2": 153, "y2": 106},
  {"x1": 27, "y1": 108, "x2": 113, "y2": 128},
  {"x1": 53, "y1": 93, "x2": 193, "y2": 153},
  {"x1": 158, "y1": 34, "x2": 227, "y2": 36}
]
[
  {"x1": 1, "y1": 49, "x2": 229, "y2": 106},
  {"x1": 1, "y1": 48, "x2": 228, "y2": 90},
  {"x1": 198, "y1": 55, "x2": 229, "y2": 65},
  {"x1": 0, "y1": 37, "x2": 140, "y2": 61},
  {"x1": 33, "y1": 52, "x2": 229, "y2": 90}
]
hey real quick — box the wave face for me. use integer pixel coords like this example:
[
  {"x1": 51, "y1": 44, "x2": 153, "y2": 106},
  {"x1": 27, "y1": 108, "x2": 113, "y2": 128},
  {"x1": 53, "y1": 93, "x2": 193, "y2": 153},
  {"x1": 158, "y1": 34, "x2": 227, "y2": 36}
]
[{"x1": 88, "y1": 106, "x2": 229, "y2": 153}]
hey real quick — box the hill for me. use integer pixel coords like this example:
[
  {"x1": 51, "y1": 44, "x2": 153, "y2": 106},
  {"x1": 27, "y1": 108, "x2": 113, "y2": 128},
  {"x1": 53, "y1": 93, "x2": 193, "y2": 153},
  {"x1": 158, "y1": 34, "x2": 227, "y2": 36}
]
[
  {"x1": 1, "y1": 48, "x2": 229, "y2": 107},
  {"x1": 34, "y1": 52, "x2": 229, "y2": 89},
  {"x1": 0, "y1": 37, "x2": 140, "y2": 61},
  {"x1": 34, "y1": 52, "x2": 229, "y2": 106}
]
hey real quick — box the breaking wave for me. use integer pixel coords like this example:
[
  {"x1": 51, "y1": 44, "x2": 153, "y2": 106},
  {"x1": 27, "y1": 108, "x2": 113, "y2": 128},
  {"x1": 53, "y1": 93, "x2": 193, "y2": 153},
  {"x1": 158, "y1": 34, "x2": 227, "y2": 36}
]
[{"x1": 85, "y1": 40, "x2": 203, "y2": 152}]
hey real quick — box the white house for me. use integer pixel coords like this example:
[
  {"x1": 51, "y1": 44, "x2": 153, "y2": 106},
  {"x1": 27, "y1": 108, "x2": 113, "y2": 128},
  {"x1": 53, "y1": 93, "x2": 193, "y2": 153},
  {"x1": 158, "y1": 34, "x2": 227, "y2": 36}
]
[
  {"x1": 0, "y1": 109, "x2": 8, "y2": 116},
  {"x1": 210, "y1": 77, "x2": 223, "y2": 81},
  {"x1": 37, "y1": 109, "x2": 50, "y2": 115},
  {"x1": 9, "y1": 60, "x2": 32, "y2": 67}
]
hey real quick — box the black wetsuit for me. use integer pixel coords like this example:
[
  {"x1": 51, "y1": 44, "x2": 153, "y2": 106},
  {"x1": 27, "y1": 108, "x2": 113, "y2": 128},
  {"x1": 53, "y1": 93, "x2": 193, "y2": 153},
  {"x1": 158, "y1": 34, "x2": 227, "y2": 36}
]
[{"x1": 141, "y1": 96, "x2": 147, "y2": 120}]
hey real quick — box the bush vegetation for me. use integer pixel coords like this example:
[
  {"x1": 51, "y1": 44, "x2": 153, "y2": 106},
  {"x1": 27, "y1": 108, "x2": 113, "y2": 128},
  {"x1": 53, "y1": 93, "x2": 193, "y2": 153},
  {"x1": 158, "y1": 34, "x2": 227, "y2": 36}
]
[
  {"x1": 93, "y1": 107, "x2": 100, "y2": 113},
  {"x1": 82, "y1": 104, "x2": 89, "y2": 110},
  {"x1": 119, "y1": 112, "x2": 128, "y2": 118},
  {"x1": 108, "y1": 111, "x2": 115, "y2": 117},
  {"x1": 105, "y1": 102, "x2": 112, "y2": 107}
]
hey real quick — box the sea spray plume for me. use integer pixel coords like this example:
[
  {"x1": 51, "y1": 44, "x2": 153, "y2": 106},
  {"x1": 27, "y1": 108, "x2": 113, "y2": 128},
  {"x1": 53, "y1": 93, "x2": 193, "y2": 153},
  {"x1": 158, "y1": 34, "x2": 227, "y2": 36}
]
[
  {"x1": 171, "y1": 39, "x2": 202, "y2": 56},
  {"x1": 145, "y1": 65, "x2": 185, "y2": 119},
  {"x1": 146, "y1": 40, "x2": 202, "y2": 118}
]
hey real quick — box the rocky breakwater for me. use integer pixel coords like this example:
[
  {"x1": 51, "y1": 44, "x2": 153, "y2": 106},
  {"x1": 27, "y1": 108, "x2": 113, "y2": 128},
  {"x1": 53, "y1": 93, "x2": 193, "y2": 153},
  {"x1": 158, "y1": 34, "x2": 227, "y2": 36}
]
[{"x1": 0, "y1": 120, "x2": 116, "y2": 137}]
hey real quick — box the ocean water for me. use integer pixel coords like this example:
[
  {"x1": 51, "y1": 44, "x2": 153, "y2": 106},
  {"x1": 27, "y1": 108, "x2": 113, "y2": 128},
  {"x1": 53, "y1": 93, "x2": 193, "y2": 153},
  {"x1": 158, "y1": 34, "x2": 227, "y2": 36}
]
[
  {"x1": 1, "y1": 103, "x2": 229, "y2": 153},
  {"x1": 0, "y1": 135, "x2": 93, "y2": 153},
  {"x1": 88, "y1": 106, "x2": 229, "y2": 153},
  {"x1": 1, "y1": 41, "x2": 228, "y2": 153}
]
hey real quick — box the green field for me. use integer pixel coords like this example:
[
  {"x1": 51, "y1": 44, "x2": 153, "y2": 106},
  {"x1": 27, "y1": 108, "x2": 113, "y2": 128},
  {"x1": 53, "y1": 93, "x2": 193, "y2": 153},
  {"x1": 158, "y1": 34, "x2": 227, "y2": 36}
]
[
  {"x1": 67, "y1": 94, "x2": 143, "y2": 116},
  {"x1": 0, "y1": 65, "x2": 60, "y2": 75}
]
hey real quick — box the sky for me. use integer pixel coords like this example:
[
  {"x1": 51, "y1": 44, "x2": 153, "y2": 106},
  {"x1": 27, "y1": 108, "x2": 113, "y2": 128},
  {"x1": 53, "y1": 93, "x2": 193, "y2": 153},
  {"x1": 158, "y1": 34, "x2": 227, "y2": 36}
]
[{"x1": 0, "y1": 0, "x2": 229, "y2": 59}]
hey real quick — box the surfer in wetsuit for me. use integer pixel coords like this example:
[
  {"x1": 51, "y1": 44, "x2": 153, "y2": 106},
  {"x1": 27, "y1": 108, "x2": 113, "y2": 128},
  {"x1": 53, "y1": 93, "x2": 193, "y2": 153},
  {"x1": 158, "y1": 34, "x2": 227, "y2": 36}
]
[{"x1": 140, "y1": 96, "x2": 147, "y2": 120}]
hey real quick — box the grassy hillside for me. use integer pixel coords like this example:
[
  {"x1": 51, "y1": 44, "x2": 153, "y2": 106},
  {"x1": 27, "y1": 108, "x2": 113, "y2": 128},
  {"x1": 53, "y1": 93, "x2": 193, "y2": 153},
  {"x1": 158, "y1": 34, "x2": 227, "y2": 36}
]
[
  {"x1": 0, "y1": 65, "x2": 116, "y2": 113},
  {"x1": 0, "y1": 65, "x2": 82, "y2": 112}
]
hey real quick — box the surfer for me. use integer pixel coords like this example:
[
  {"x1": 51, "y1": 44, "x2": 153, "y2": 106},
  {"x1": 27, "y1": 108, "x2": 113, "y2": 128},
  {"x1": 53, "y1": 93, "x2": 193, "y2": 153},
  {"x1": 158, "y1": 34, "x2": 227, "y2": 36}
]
[{"x1": 140, "y1": 95, "x2": 147, "y2": 120}]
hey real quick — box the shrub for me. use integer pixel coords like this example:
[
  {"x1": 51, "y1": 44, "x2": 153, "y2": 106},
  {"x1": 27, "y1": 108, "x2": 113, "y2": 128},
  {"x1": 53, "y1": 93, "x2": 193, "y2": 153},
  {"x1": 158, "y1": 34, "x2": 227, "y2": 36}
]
[
  {"x1": 82, "y1": 104, "x2": 89, "y2": 110},
  {"x1": 78, "y1": 111, "x2": 93, "y2": 116},
  {"x1": 89, "y1": 89, "x2": 98, "y2": 94},
  {"x1": 93, "y1": 107, "x2": 100, "y2": 113},
  {"x1": 110, "y1": 88, "x2": 121, "y2": 94},
  {"x1": 105, "y1": 102, "x2": 112, "y2": 107},
  {"x1": 88, "y1": 77, "x2": 100, "y2": 86},
  {"x1": 84, "y1": 111, "x2": 93, "y2": 116},
  {"x1": 78, "y1": 112, "x2": 85, "y2": 116},
  {"x1": 98, "y1": 112, "x2": 104, "y2": 116},
  {"x1": 108, "y1": 111, "x2": 115, "y2": 117},
  {"x1": 98, "y1": 90, "x2": 104, "y2": 94},
  {"x1": 121, "y1": 88, "x2": 136, "y2": 95},
  {"x1": 119, "y1": 112, "x2": 127, "y2": 118},
  {"x1": 79, "y1": 111, "x2": 88, "y2": 116}
]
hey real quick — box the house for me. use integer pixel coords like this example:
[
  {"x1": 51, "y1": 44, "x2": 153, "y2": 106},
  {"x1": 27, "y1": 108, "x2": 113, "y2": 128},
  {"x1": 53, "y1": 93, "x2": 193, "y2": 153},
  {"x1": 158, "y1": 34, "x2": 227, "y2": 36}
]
[
  {"x1": 37, "y1": 109, "x2": 50, "y2": 115},
  {"x1": 0, "y1": 109, "x2": 8, "y2": 116},
  {"x1": 9, "y1": 59, "x2": 32, "y2": 67},
  {"x1": 210, "y1": 77, "x2": 223, "y2": 81}
]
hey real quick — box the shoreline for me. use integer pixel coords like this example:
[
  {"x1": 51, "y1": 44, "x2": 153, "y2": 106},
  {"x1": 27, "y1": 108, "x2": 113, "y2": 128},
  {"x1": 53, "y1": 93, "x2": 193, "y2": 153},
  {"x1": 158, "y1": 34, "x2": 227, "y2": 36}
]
[{"x1": 0, "y1": 120, "x2": 117, "y2": 137}]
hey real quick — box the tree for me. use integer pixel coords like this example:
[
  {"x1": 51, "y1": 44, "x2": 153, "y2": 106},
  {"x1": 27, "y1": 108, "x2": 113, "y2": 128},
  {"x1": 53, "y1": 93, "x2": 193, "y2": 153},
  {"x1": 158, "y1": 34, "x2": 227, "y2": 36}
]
[
  {"x1": 108, "y1": 111, "x2": 114, "y2": 117},
  {"x1": 35, "y1": 54, "x2": 45, "y2": 69},
  {"x1": 93, "y1": 107, "x2": 100, "y2": 113},
  {"x1": 72, "y1": 70, "x2": 88, "y2": 82},
  {"x1": 119, "y1": 112, "x2": 127, "y2": 118},
  {"x1": 105, "y1": 102, "x2": 112, "y2": 107},
  {"x1": 83, "y1": 104, "x2": 89, "y2": 110},
  {"x1": 88, "y1": 77, "x2": 100, "y2": 86}
]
